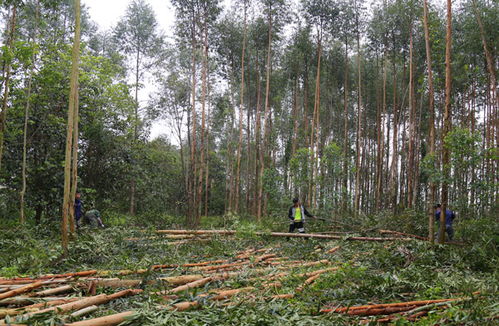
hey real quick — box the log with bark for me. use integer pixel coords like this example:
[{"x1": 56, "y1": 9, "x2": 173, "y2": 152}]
[
  {"x1": 321, "y1": 297, "x2": 461, "y2": 314},
  {"x1": 31, "y1": 285, "x2": 74, "y2": 297},
  {"x1": 0, "y1": 289, "x2": 142, "y2": 324},
  {"x1": 378, "y1": 229, "x2": 428, "y2": 241},
  {"x1": 0, "y1": 281, "x2": 43, "y2": 300},
  {"x1": 156, "y1": 230, "x2": 412, "y2": 241},
  {"x1": 0, "y1": 298, "x2": 78, "y2": 318}
]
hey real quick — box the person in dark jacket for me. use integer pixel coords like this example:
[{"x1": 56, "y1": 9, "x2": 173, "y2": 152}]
[
  {"x1": 74, "y1": 192, "x2": 83, "y2": 229},
  {"x1": 434, "y1": 204, "x2": 456, "y2": 241},
  {"x1": 288, "y1": 198, "x2": 315, "y2": 234}
]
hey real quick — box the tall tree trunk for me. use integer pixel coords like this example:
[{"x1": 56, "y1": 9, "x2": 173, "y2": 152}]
[
  {"x1": 342, "y1": 36, "x2": 349, "y2": 213},
  {"x1": 0, "y1": 5, "x2": 17, "y2": 172},
  {"x1": 472, "y1": 0, "x2": 497, "y2": 107},
  {"x1": 423, "y1": 0, "x2": 436, "y2": 242},
  {"x1": 69, "y1": 85, "x2": 79, "y2": 235},
  {"x1": 376, "y1": 50, "x2": 386, "y2": 211},
  {"x1": 188, "y1": 12, "x2": 198, "y2": 227},
  {"x1": 310, "y1": 31, "x2": 322, "y2": 209},
  {"x1": 254, "y1": 58, "x2": 262, "y2": 216},
  {"x1": 129, "y1": 41, "x2": 141, "y2": 216},
  {"x1": 440, "y1": 0, "x2": 453, "y2": 244},
  {"x1": 389, "y1": 48, "x2": 398, "y2": 212},
  {"x1": 62, "y1": 0, "x2": 81, "y2": 255},
  {"x1": 20, "y1": 1, "x2": 39, "y2": 224},
  {"x1": 291, "y1": 77, "x2": 299, "y2": 158},
  {"x1": 235, "y1": 1, "x2": 247, "y2": 214},
  {"x1": 258, "y1": 8, "x2": 273, "y2": 222},
  {"x1": 197, "y1": 13, "x2": 209, "y2": 225},
  {"x1": 204, "y1": 76, "x2": 211, "y2": 217},
  {"x1": 407, "y1": 23, "x2": 416, "y2": 209},
  {"x1": 354, "y1": 5, "x2": 362, "y2": 216}
]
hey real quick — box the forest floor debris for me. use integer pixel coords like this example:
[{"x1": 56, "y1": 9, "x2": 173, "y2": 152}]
[{"x1": 0, "y1": 223, "x2": 496, "y2": 325}]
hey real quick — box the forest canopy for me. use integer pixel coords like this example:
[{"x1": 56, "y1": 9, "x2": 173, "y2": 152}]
[{"x1": 0, "y1": 0, "x2": 497, "y2": 238}]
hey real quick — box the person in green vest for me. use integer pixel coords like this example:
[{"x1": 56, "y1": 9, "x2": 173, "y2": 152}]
[
  {"x1": 288, "y1": 198, "x2": 315, "y2": 234},
  {"x1": 83, "y1": 204, "x2": 105, "y2": 228}
]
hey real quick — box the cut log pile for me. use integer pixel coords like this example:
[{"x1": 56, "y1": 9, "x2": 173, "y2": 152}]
[
  {"x1": 0, "y1": 245, "x2": 344, "y2": 325},
  {"x1": 0, "y1": 229, "x2": 470, "y2": 325},
  {"x1": 321, "y1": 295, "x2": 477, "y2": 324}
]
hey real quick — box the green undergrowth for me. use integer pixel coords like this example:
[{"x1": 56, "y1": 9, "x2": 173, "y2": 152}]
[{"x1": 0, "y1": 216, "x2": 497, "y2": 325}]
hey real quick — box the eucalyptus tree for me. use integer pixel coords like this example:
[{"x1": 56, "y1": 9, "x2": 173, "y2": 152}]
[
  {"x1": 440, "y1": 0, "x2": 453, "y2": 244},
  {"x1": 113, "y1": 0, "x2": 163, "y2": 215},
  {"x1": 422, "y1": 0, "x2": 436, "y2": 241},
  {"x1": 61, "y1": 0, "x2": 81, "y2": 254},
  {"x1": 0, "y1": 2, "x2": 19, "y2": 172},
  {"x1": 257, "y1": 0, "x2": 287, "y2": 220},
  {"x1": 336, "y1": 0, "x2": 356, "y2": 212},
  {"x1": 234, "y1": 0, "x2": 250, "y2": 214},
  {"x1": 302, "y1": 0, "x2": 338, "y2": 209}
]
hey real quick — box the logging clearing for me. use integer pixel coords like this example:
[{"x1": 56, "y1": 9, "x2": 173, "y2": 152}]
[
  {"x1": 0, "y1": 0, "x2": 498, "y2": 324},
  {"x1": 0, "y1": 222, "x2": 497, "y2": 325}
]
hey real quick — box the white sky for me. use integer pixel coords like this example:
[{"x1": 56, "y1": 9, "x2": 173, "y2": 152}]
[{"x1": 83, "y1": 0, "x2": 176, "y2": 140}]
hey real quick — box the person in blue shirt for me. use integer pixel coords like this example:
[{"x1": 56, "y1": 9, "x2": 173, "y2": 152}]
[
  {"x1": 74, "y1": 192, "x2": 83, "y2": 229},
  {"x1": 434, "y1": 204, "x2": 456, "y2": 241}
]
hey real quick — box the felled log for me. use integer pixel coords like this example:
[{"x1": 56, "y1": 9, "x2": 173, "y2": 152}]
[
  {"x1": 171, "y1": 301, "x2": 199, "y2": 311},
  {"x1": 0, "y1": 298, "x2": 78, "y2": 318},
  {"x1": 69, "y1": 305, "x2": 99, "y2": 318},
  {"x1": 82, "y1": 279, "x2": 142, "y2": 288},
  {"x1": 0, "y1": 282, "x2": 43, "y2": 300},
  {"x1": 0, "y1": 271, "x2": 96, "y2": 283},
  {"x1": 156, "y1": 230, "x2": 413, "y2": 241},
  {"x1": 160, "y1": 275, "x2": 204, "y2": 285},
  {"x1": 0, "y1": 278, "x2": 69, "y2": 286},
  {"x1": 164, "y1": 277, "x2": 213, "y2": 294},
  {"x1": 0, "y1": 289, "x2": 142, "y2": 324},
  {"x1": 210, "y1": 287, "x2": 255, "y2": 301},
  {"x1": 235, "y1": 248, "x2": 268, "y2": 259},
  {"x1": 296, "y1": 267, "x2": 339, "y2": 278},
  {"x1": 0, "y1": 296, "x2": 71, "y2": 307},
  {"x1": 31, "y1": 285, "x2": 74, "y2": 297},
  {"x1": 296, "y1": 274, "x2": 321, "y2": 292},
  {"x1": 270, "y1": 294, "x2": 294, "y2": 299},
  {"x1": 320, "y1": 298, "x2": 459, "y2": 314},
  {"x1": 379, "y1": 229, "x2": 428, "y2": 241},
  {"x1": 66, "y1": 310, "x2": 135, "y2": 326},
  {"x1": 326, "y1": 246, "x2": 341, "y2": 254}
]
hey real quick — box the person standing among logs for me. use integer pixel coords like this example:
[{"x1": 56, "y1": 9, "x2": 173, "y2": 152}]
[{"x1": 288, "y1": 198, "x2": 316, "y2": 234}]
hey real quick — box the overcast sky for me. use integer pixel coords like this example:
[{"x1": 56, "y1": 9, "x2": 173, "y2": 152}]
[{"x1": 82, "y1": 0, "x2": 177, "y2": 139}]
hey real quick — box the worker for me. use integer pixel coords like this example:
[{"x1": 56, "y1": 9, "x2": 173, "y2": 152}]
[
  {"x1": 434, "y1": 204, "x2": 456, "y2": 241},
  {"x1": 288, "y1": 198, "x2": 315, "y2": 234},
  {"x1": 83, "y1": 206, "x2": 105, "y2": 228},
  {"x1": 74, "y1": 192, "x2": 83, "y2": 229}
]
